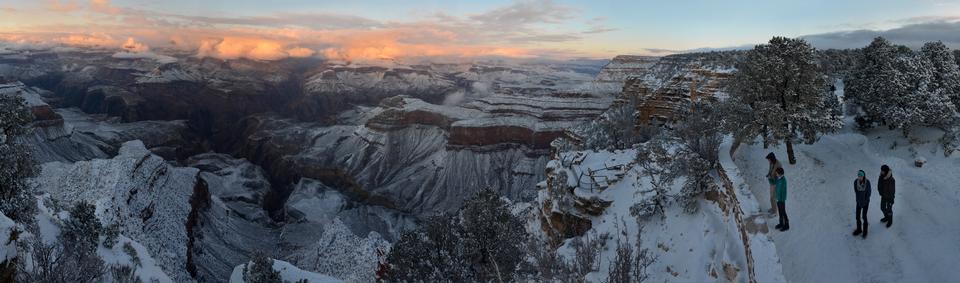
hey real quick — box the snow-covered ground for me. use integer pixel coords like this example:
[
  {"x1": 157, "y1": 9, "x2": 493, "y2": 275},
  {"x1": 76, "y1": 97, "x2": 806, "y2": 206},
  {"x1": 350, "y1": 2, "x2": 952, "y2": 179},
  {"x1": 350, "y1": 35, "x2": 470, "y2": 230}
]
[
  {"x1": 547, "y1": 110, "x2": 959, "y2": 282},
  {"x1": 730, "y1": 119, "x2": 960, "y2": 282},
  {"x1": 549, "y1": 149, "x2": 764, "y2": 282}
]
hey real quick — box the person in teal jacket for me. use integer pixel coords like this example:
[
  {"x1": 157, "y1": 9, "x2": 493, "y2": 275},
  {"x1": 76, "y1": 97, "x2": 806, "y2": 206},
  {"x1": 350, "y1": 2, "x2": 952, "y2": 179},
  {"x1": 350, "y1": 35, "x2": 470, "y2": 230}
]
[{"x1": 774, "y1": 167, "x2": 789, "y2": 231}]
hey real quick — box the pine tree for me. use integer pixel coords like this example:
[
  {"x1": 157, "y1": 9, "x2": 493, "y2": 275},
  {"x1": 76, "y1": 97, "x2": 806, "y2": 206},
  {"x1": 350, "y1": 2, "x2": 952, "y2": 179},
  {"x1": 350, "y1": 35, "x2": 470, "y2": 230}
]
[
  {"x1": 921, "y1": 41, "x2": 960, "y2": 114},
  {"x1": 385, "y1": 190, "x2": 528, "y2": 282},
  {"x1": 384, "y1": 214, "x2": 470, "y2": 282},
  {"x1": 0, "y1": 93, "x2": 36, "y2": 224},
  {"x1": 724, "y1": 36, "x2": 842, "y2": 164},
  {"x1": 461, "y1": 190, "x2": 527, "y2": 283},
  {"x1": 845, "y1": 37, "x2": 902, "y2": 126},
  {"x1": 887, "y1": 52, "x2": 957, "y2": 132},
  {"x1": 847, "y1": 37, "x2": 958, "y2": 135},
  {"x1": 62, "y1": 202, "x2": 103, "y2": 256},
  {"x1": 243, "y1": 251, "x2": 282, "y2": 283}
]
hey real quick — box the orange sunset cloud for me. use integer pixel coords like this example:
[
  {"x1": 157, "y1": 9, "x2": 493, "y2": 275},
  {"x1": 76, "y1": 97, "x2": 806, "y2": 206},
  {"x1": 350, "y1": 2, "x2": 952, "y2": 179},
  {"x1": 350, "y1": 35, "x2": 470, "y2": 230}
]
[{"x1": 0, "y1": 0, "x2": 615, "y2": 61}]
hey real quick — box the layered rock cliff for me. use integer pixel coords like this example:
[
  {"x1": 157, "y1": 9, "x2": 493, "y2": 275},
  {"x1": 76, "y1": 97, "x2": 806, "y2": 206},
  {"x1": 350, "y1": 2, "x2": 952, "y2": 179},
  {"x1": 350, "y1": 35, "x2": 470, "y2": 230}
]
[
  {"x1": 230, "y1": 93, "x2": 613, "y2": 218},
  {"x1": 618, "y1": 53, "x2": 737, "y2": 125}
]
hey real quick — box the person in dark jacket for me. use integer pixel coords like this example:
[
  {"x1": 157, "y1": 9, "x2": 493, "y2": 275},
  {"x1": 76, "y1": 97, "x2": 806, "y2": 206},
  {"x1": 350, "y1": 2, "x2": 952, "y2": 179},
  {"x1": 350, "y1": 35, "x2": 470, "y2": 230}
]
[
  {"x1": 878, "y1": 165, "x2": 896, "y2": 227},
  {"x1": 766, "y1": 152, "x2": 783, "y2": 215},
  {"x1": 774, "y1": 167, "x2": 789, "y2": 231},
  {"x1": 853, "y1": 170, "x2": 871, "y2": 238}
]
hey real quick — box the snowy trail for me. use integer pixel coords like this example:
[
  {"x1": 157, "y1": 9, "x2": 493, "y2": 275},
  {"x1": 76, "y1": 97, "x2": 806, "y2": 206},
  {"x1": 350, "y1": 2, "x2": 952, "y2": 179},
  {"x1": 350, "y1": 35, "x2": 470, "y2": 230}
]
[{"x1": 732, "y1": 131, "x2": 960, "y2": 283}]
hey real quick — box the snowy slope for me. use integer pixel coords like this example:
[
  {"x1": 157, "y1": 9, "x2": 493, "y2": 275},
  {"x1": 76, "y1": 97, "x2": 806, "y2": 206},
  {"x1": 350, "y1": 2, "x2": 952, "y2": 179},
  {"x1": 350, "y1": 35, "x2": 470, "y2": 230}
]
[
  {"x1": 6, "y1": 196, "x2": 176, "y2": 282},
  {"x1": 730, "y1": 121, "x2": 960, "y2": 282},
  {"x1": 32, "y1": 140, "x2": 201, "y2": 282},
  {"x1": 543, "y1": 149, "x2": 770, "y2": 282},
  {"x1": 186, "y1": 153, "x2": 281, "y2": 281},
  {"x1": 0, "y1": 213, "x2": 16, "y2": 263}
]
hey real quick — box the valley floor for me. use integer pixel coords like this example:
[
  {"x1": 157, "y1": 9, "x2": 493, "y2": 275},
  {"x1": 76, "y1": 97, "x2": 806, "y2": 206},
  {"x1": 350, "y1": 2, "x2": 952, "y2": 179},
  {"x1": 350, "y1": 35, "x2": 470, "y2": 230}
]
[{"x1": 728, "y1": 121, "x2": 960, "y2": 282}]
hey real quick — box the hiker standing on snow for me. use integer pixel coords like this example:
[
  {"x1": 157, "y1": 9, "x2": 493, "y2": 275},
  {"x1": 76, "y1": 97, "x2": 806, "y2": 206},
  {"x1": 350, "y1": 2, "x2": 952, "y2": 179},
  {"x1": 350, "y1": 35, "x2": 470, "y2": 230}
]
[
  {"x1": 853, "y1": 170, "x2": 871, "y2": 239},
  {"x1": 878, "y1": 165, "x2": 896, "y2": 227},
  {"x1": 774, "y1": 167, "x2": 789, "y2": 231},
  {"x1": 766, "y1": 152, "x2": 783, "y2": 215}
]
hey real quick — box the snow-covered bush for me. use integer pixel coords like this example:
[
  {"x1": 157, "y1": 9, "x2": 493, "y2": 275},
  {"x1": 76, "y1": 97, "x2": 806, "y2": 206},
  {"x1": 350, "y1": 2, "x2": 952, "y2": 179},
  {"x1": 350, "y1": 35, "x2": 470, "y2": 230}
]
[
  {"x1": 109, "y1": 264, "x2": 142, "y2": 283},
  {"x1": 672, "y1": 105, "x2": 722, "y2": 212},
  {"x1": 942, "y1": 125, "x2": 960, "y2": 157},
  {"x1": 122, "y1": 242, "x2": 141, "y2": 267},
  {"x1": 631, "y1": 104, "x2": 723, "y2": 216},
  {"x1": 102, "y1": 223, "x2": 121, "y2": 249},
  {"x1": 0, "y1": 93, "x2": 36, "y2": 224},
  {"x1": 606, "y1": 223, "x2": 654, "y2": 283},
  {"x1": 522, "y1": 236, "x2": 571, "y2": 282},
  {"x1": 17, "y1": 227, "x2": 107, "y2": 282},
  {"x1": 569, "y1": 231, "x2": 607, "y2": 280},
  {"x1": 631, "y1": 136, "x2": 678, "y2": 219}
]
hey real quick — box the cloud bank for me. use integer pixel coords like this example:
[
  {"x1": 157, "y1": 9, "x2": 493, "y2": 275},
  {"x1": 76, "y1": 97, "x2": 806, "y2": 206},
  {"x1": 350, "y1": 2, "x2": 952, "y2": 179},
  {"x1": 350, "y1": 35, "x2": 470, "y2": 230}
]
[
  {"x1": 1, "y1": 0, "x2": 616, "y2": 61},
  {"x1": 802, "y1": 18, "x2": 960, "y2": 49}
]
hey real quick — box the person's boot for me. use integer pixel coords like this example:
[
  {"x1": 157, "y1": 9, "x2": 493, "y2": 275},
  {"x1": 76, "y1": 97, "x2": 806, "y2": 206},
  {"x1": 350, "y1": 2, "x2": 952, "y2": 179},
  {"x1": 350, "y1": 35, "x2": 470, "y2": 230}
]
[
  {"x1": 880, "y1": 217, "x2": 888, "y2": 223},
  {"x1": 853, "y1": 228, "x2": 862, "y2": 236},
  {"x1": 862, "y1": 223, "x2": 868, "y2": 239},
  {"x1": 886, "y1": 217, "x2": 892, "y2": 228},
  {"x1": 775, "y1": 223, "x2": 783, "y2": 230}
]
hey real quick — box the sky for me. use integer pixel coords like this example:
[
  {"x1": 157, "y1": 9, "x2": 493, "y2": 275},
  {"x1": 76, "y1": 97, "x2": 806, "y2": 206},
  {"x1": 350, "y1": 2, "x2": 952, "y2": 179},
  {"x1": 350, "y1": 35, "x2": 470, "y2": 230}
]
[{"x1": 1, "y1": 0, "x2": 960, "y2": 61}]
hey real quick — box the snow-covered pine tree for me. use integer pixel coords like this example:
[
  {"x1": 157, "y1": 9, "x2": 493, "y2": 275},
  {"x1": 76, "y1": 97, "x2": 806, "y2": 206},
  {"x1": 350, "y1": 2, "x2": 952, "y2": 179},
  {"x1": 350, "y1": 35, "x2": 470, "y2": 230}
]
[
  {"x1": 62, "y1": 202, "x2": 103, "y2": 256},
  {"x1": 385, "y1": 213, "x2": 470, "y2": 282},
  {"x1": 921, "y1": 41, "x2": 960, "y2": 115},
  {"x1": 461, "y1": 190, "x2": 528, "y2": 283},
  {"x1": 385, "y1": 190, "x2": 527, "y2": 282},
  {"x1": 242, "y1": 251, "x2": 282, "y2": 283},
  {"x1": 725, "y1": 36, "x2": 842, "y2": 164},
  {"x1": 845, "y1": 37, "x2": 904, "y2": 127},
  {"x1": 888, "y1": 52, "x2": 957, "y2": 132},
  {"x1": 847, "y1": 37, "x2": 957, "y2": 136},
  {"x1": 0, "y1": 93, "x2": 36, "y2": 224},
  {"x1": 953, "y1": 49, "x2": 960, "y2": 72}
]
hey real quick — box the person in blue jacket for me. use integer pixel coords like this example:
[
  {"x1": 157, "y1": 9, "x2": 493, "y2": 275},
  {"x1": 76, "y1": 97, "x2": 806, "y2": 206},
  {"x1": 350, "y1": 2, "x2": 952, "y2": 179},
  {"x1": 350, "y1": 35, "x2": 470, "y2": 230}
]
[
  {"x1": 853, "y1": 170, "x2": 871, "y2": 239},
  {"x1": 774, "y1": 167, "x2": 789, "y2": 231}
]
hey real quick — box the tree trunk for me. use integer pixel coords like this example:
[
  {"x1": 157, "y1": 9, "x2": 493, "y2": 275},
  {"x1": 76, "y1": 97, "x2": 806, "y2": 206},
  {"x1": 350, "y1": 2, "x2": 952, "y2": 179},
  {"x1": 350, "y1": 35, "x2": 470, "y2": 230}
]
[
  {"x1": 786, "y1": 139, "x2": 796, "y2": 165},
  {"x1": 489, "y1": 250, "x2": 504, "y2": 283},
  {"x1": 762, "y1": 126, "x2": 769, "y2": 149},
  {"x1": 729, "y1": 137, "x2": 742, "y2": 158}
]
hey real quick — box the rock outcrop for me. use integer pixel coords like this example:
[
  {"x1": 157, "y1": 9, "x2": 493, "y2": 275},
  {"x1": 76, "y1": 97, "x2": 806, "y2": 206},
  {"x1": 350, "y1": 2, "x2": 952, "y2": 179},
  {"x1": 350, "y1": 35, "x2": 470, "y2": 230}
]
[
  {"x1": 619, "y1": 53, "x2": 736, "y2": 125},
  {"x1": 33, "y1": 140, "x2": 202, "y2": 282},
  {"x1": 595, "y1": 55, "x2": 660, "y2": 85}
]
